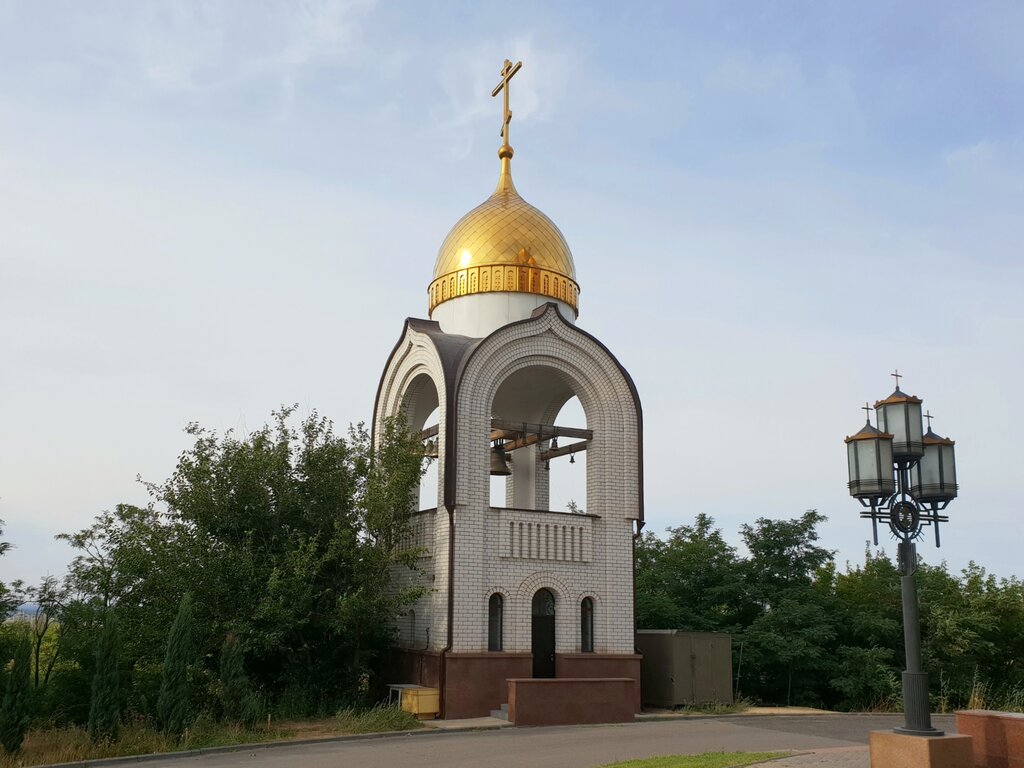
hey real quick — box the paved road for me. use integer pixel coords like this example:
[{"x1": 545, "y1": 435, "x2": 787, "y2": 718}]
[{"x1": 120, "y1": 715, "x2": 956, "y2": 768}]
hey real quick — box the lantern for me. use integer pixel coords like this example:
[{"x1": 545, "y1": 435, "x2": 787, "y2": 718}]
[
  {"x1": 845, "y1": 421, "x2": 896, "y2": 500},
  {"x1": 910, "y1": 428, "x2": 958, "y2": 503},
  {"x1": 875, "y1": 388, "x2": 924, "y2": 462}
]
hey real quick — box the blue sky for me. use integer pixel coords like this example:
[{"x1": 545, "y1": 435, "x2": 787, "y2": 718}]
[{"x1": 1, "y1": 1, "x2": 1022, "y2": 586}]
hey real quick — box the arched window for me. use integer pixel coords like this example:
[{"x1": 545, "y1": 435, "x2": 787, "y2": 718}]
[
  {"x1": 581, "y1": 597, "x2": 594, "y2": 653},
  {"x1": 488, "y1": 593, "x2": 504, "y2": 651}
]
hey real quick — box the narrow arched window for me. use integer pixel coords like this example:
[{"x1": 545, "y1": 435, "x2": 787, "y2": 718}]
[
  {"x1": 488, "y1": 593, "x2": 504, "y2": 651},
  {"x1": 581, "y1": 597, "x2": 594, "y2": 653}
]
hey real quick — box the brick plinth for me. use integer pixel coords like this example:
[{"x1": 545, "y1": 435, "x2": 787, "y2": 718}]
[
  {"x1": 443, "y1": 652, "x2": 532, "y2": 719},
  {"x1": 507, "y1": 678, "x2": 636, "y2": 726},
  {"x1": 869, "y1": 731, "x2": 973, "y2": 768},
  {"x1": 956, "y1": 710, "x2": 1024, "y2": 768},
  {"x1": 556, "y1": 653, "x2": 642, "y2": 712}
]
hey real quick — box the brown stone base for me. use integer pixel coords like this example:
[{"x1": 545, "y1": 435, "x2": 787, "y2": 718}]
[
  {"x1": 956, "y1": 710, "x2": 1024, "y2": 768},
  {"x1": 869, "y1": 730, "x2": 974, "y2": 768},
  {"x1": 443, "y1": 652, "x2": 532, "y2": 720},
  {"x1": 556, "y1": 653, "x2": 642, "y2": 713},
  {"x1": 508, "y1": 678, "x2": 636, "y2": 726},
  {"x1": 385, "y1": 649, "x2": 643, "y2": 721}
]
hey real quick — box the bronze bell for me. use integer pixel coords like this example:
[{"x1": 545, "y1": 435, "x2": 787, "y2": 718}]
[{"x1": 490, "y1": 445, "x2": 511, "y2": 476}]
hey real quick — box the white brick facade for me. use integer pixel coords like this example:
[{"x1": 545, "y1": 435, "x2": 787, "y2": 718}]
[{"x1": 374, "y1": 303, "x2": 643, "y2": 660}]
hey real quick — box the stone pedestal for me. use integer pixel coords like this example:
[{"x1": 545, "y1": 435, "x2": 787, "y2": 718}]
[
  {"x1": 869, "y1": 731, "x2": 973, "y2": 768},
  {"x1": 956, "y1": 709, "x2": 1024, "y2": 768}
]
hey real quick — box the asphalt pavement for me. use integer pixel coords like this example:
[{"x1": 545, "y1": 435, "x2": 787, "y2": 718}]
[{"x1": 71, "y1": 714, "x2": 955, "y2": 768}]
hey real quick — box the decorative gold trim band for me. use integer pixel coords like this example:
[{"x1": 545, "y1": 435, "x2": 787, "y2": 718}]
[{"x1": 428, "y1": 264, "x2": 580, "y2": 315}]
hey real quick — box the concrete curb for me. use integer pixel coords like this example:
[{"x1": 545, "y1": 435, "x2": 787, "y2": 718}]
[{"x1": 37, "y1": 723, "x2": 510, "y2": 768}]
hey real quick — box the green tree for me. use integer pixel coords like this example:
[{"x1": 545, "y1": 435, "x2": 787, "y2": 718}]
[
  {"x1": 219, "y1": 634, "x2": 258, "y2": 726},
  {"x1": 829, "y1": 549, "x2": 902, "y2": 709},
  {"x1": 736, "y1": 510, "x2": 836, "y2": 706},
  {"x1": 635, "y1": 514, "x2": 744, "y2": 631},
  {"x1": 58, "y1": 408, "x2": 427, "y2": 718},
  {"x1": 0, "y1": 632, "x2": 31, "y2": 754},
  {"x1": 88, "y1": 612, "x2": 121, "y2": 743},
  {"x1": 0, "y1": 521, "x2": 18, "y2": 620},
  {"x1": 26, "y1": 575, "x2": 68, "y2": 688},
  {"x1": 157, "y1": 593, "x2": 194, "y2": 737}
]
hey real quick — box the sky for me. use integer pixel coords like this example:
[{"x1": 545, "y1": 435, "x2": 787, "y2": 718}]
[{"x1": 1, "y1": 1, "x2": 1022, "y2": 587}]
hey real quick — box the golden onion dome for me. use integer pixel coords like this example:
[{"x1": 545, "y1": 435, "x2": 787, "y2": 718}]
[{"x1": 428, "y1": 147, "x2": 579, "y2": 317}]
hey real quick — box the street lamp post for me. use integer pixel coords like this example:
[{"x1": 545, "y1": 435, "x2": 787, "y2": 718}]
[{"x1": 844, "y1": 371, "x2": 958, "y2": 737}]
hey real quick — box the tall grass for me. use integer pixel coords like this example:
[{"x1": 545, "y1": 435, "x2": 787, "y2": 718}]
[
  {"x1": 334, "y1": 703, "x2": 423, "y2": 733},
  {"x1": 963, "y1": 677, "x2": 1024, "y2": 713},
  {"x1": 0, "y1": 719, "x2": 292, "y2": 768},
  {"x1": 0, "y1": 705, "x2": 420, "y2": 768}
]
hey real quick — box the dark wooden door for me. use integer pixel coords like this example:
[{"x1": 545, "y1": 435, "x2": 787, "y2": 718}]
[{"x1": 531, "y1": 589, "x2": 556, "y2": 678}]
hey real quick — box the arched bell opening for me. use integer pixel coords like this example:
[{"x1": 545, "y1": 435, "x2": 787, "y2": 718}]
[
  {"x1": 488, "y1": 365, "x2": 591, "y2": 513},
  {"x1": 546, "y1": 395, "x2": 587, "y2": 515},
  {"x1": 418, "y1": 405, "x2": 440, "y2": 511},
  {"x1": 397, "y1": 373, "x2": 441, "y2": 512}
]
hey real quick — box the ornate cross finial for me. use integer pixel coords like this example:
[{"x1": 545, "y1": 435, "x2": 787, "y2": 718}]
[
  {"x1": 491, "y1": 59, "x2": 523, "y2": 148},
  {"x1": 862, "y1": 402, "x2": 873, "y2": 423},
  {"x1": 924, "y1": 410, "x2": 933, "y2": 430},
  {"x1": 891, "y1": 369, "x2": 903, "y2": 389}
]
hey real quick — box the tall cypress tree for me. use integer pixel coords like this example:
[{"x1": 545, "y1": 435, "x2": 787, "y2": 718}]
[
  {"x1": 88, "y1": 611, "x2": 122, "y2": 743},
  {"x1": 218, "y1": 634, "x2": 253, "y2": 725},
  {"x1": 0, "y1": 633, "x2": 31, "y2": 754},
  {"x1": 157, "y1": 593, "x2": 194, "y2": 738}
]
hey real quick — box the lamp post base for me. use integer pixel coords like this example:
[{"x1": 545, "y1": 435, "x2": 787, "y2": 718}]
[
  {"x1": 893, "y1": 725, "x2": 945, "y2": 737},
  {"x1": 869, "y1": 731, "x2": 972, "y2": 768},
  {"x1": 898, "y1": 670, "x2": 942, "y2": 736}
]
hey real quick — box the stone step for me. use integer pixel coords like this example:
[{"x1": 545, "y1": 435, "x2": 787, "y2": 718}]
[{"x1": 490, "y1": 703, "x2": 509, "y2": 721}]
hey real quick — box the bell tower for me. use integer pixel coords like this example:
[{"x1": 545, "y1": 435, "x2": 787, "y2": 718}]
[{"x1": 374, "y1": 60, "x2": 643, "y2": 720}]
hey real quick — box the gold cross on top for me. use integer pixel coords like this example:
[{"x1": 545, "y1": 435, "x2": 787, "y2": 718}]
[{"x1": 492, "y1": 59, "x2": 523, "y2": 146}]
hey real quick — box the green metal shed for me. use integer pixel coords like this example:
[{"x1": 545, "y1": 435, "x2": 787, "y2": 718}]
[{"x1": 636, "y1": 630, "x2": 733, "y2": 708}]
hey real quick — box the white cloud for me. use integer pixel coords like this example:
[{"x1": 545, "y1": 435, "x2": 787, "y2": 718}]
[{"x1": 21, "y1": 0, "x2": 377, "y2": 98}]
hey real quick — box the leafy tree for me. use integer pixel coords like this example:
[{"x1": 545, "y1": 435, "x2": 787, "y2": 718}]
[
  {"x1": 0, "y1": 521, "x2": 24, "y2": 622},
  {"x1": 157, "y1": 593, "x2": 194, "y2": 737},
  {"x1": 0, "y1": 631, "x2": 31, "y2": 754},
  {"x1": 739, "y1": 509, "x2": 834, "y2": 602},
  {"x1": 830, "y1": 645, "x2": 899, "y2": 710},
  {"x1": 26, "y1": 575, "x2": 68, "y2": 688},
  {"x1": 635, "y1": 514, "x2": 744, "y2": 632},
  {"x1": 219, "y1": 634, "x2": 258, "y2": 726},
  {"x1": 58, "y1": 504, "x2": 182, "y2": 664},
  {"x1": 149, "y1": 409, "x2": 425, "y2": 704},
  {"x1": 88, "y1": 612, "x2": 121, "y2": 743},
  {"x1": 735, "y1": 510, "x2": 837, "y2": 705}
]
